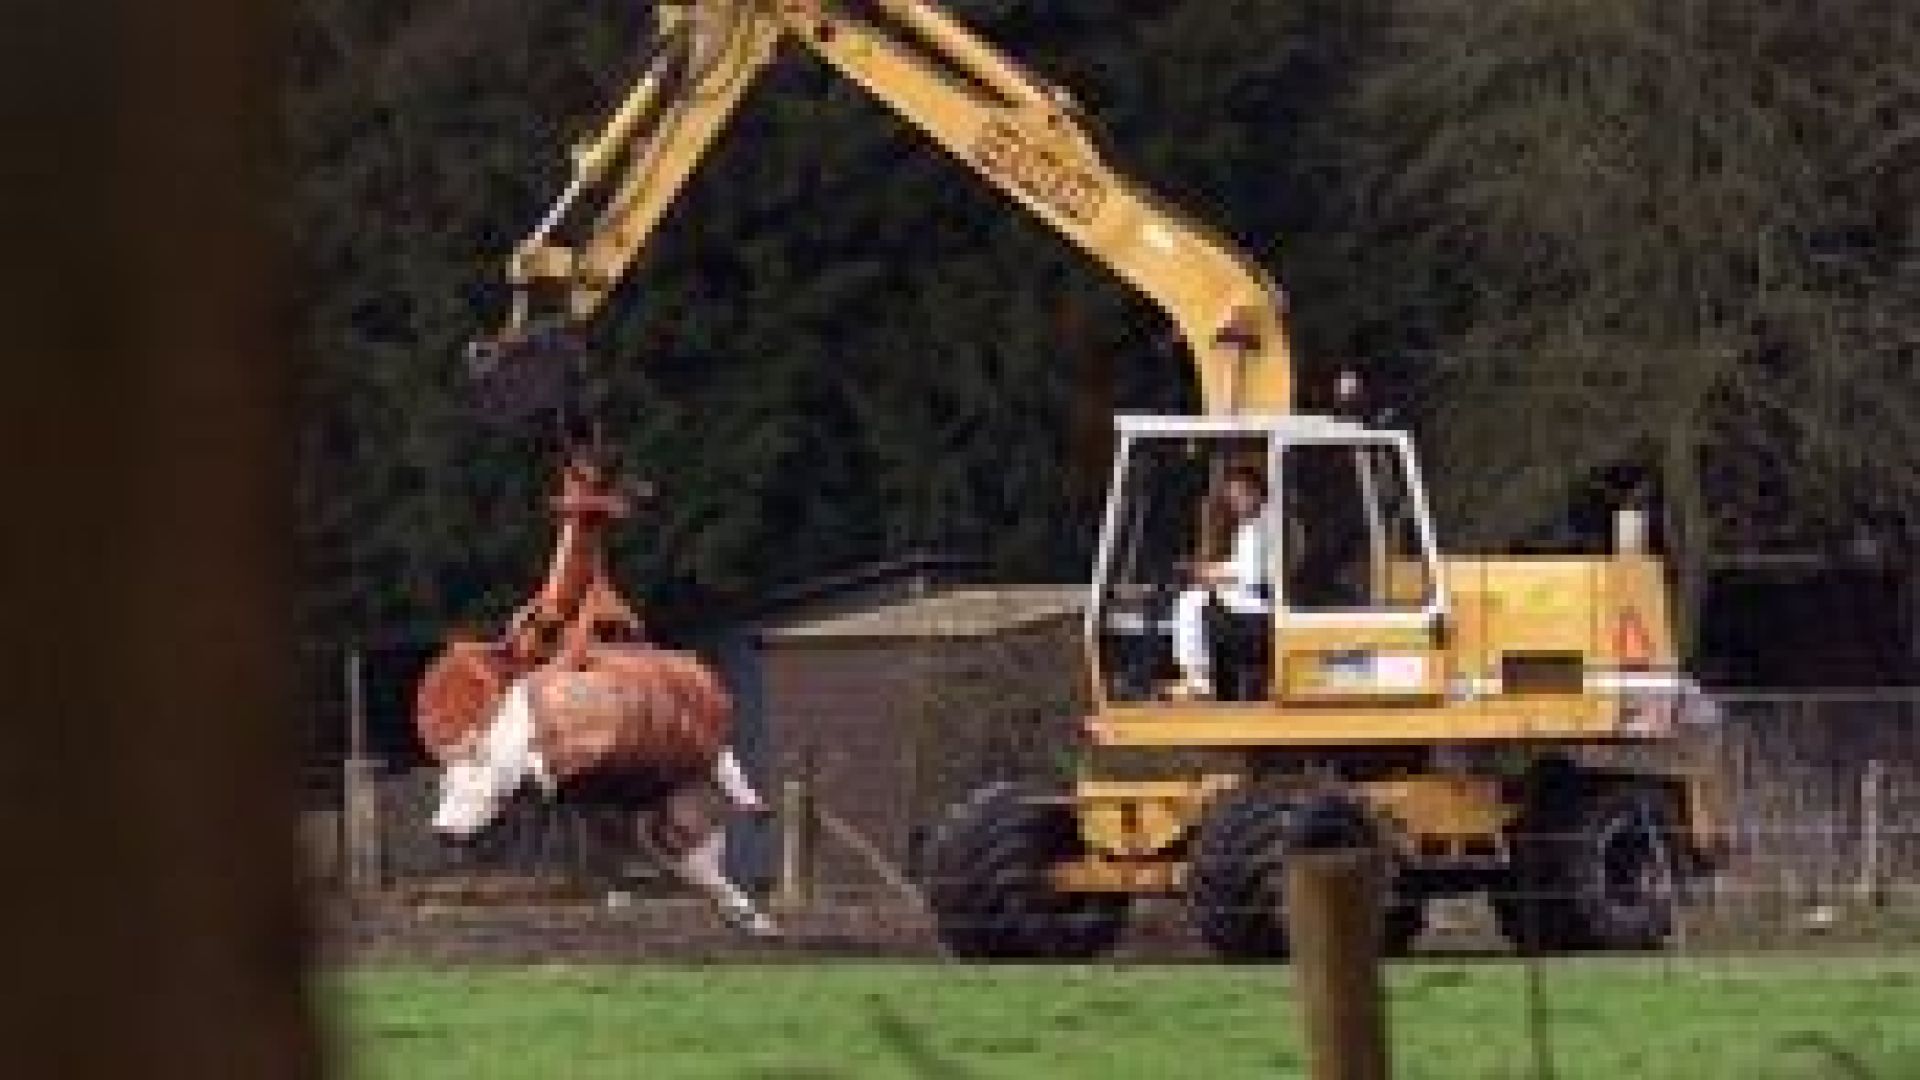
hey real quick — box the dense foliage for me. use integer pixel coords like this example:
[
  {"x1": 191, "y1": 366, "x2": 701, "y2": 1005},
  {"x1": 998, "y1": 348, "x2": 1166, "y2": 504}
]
[{"x1": 289, "y1": 0, "x2": 1915, "y2": 643}]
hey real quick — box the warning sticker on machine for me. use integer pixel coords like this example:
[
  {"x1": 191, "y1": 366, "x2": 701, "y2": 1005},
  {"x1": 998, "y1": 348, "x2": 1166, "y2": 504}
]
[{"x1": 1318, "y1": 650, "x2": 1428, "y2": 691}]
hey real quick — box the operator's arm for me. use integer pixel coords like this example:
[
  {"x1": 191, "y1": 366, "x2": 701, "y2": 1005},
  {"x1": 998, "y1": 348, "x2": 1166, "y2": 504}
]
[
  {"x1": 1191, "y1": 515, "x2": 1269, "y2": 589},
  {"x1": 1229, "y1": 516, "x2": 1270, "y2": 591}
]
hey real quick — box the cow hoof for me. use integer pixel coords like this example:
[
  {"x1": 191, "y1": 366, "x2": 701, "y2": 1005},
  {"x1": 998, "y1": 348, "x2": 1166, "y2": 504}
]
[{"x1": 722, "y1": 907, "x2": 783, "y2": 940}]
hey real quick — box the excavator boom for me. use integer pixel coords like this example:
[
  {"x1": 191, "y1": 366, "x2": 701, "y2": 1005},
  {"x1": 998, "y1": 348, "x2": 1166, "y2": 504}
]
[{"x1": 494, "y1": 0, "x2": 1291, "y2": 414}]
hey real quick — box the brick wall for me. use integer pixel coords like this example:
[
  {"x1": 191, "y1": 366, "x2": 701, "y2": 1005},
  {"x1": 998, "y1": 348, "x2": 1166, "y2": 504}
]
[{"x1": 761, "y1": 619, "x2": 1087, "y2": 896}]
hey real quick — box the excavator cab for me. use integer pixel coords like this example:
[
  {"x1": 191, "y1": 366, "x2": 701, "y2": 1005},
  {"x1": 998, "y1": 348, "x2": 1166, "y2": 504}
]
[{"x1": 1089, "y1": 414, "x2": 1446, "y2": 707}]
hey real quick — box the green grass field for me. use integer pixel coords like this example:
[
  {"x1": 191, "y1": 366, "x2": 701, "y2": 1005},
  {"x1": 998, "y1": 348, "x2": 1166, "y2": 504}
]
[{"x1": 338, "y1": 959, "x2": 1920, "y2": 1079}]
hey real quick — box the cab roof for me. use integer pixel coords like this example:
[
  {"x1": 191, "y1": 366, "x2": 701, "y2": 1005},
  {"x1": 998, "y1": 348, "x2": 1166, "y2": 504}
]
[{"x1": 1113, "y1": 412, "x2": 1395, "y2": 440}]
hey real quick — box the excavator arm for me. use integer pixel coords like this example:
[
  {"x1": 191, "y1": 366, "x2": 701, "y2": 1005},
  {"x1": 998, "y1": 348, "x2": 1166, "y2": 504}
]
[{"x1": 490, "y1": 0, "x2": 1293, "y2": 414}]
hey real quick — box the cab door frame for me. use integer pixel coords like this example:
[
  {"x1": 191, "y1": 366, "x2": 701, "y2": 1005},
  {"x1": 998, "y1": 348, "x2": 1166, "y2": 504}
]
[
  {"x1": 1268, "y1": 424, "x2": 1452, "y2": 703},
  {"x1": 1268, "y1": 426, "x2": 1449, "y2": 630},
  {"x1": 1087, "y1": 414, "x2": 1452, "y2": 708}
]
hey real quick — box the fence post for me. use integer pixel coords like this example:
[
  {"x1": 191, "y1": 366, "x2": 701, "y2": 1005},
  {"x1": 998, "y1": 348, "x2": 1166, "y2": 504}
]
[
  {"x1": 341, "y1": 648, "x2": 383, "y2": 898},
  {"x1": 778, "y1": 773, "x2": 817, "y2": 910},
  {"x1": 1285, "y1": 847, "x2": 1391, "y2": 1080},
  {"x1": 1856, "y1": 758, "x2": 1885, "y2": 909}
]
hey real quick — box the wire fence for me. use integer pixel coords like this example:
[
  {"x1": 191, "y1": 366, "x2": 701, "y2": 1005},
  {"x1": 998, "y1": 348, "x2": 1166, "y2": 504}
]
[
  {"x1": 302, "y1": 633, "x2": 1920, "y2": 965},
  {"x1": 319, "y1": 664, "x2": 1920, "y2": 1079}
]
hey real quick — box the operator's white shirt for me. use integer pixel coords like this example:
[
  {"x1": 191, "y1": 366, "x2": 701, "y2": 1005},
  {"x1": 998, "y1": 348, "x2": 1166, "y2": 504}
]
[
  {"x1": 1173, "y1": 507, "x2": 1273, "y2": 683},
  {"x1": 1224, "y1": 510, "x2": 1274, "y2": 597}
]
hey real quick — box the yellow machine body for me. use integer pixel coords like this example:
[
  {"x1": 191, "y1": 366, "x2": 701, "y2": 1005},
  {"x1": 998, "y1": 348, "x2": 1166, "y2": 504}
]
[{"x1": 1090, "y1": 553, "x2": 1684, "y2": 747}]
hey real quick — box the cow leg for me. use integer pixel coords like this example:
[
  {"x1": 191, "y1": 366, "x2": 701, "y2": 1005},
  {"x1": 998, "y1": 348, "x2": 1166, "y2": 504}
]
[
  {"x1": 713, "y1": 747, "x2": 769, "y2": 814},
  {"x1": 655, "y1": 787, "x2": 780, "y2": 938},
  {"x1": 677, "y1": 826, "x2": 780, "y2": 938}
]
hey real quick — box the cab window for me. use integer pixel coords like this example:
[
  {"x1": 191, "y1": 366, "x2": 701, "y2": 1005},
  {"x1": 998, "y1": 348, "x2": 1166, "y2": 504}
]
[
  {"x1": 1280, "y1": 442, "x2": 1433, "y2": 614},
  {"x1": 1095, "y1": 434, "x2": 1269, "y2": 701}
]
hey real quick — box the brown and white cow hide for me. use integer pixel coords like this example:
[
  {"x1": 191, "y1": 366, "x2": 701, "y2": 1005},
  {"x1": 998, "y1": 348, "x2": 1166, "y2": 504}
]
[{"x1": 415, "y1": 643, "x2": 730, "y2": 784}]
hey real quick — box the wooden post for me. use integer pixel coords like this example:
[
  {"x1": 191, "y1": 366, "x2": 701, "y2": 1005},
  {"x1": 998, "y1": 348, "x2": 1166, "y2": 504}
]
[
  {"x1": 0, "y1": 2, "x2": 321, "y2": 1071},
  {"x1": 342, "y1": 648, "x2": 384, "y2": 897},
  {"x1": 1285, "y1": 848, "x2": 1391, "y2": 1080},
  {"x1": 778, "y1": 774, "x2": 818, "y2": 909},
  {"x1": 1856, "y1": 758, "x2": 1885, "y2": 908}
]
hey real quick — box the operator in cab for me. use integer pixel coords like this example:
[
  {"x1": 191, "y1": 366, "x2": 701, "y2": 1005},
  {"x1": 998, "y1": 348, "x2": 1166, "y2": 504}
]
[{"x1": 1168, "y1": 465, "x2": 1274, "y2": 701}]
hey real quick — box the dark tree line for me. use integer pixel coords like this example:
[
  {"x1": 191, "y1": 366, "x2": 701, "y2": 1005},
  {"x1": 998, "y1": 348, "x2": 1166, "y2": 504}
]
[{"x1": 288, "y1": 0, "x2": 1916, "y2": 646}]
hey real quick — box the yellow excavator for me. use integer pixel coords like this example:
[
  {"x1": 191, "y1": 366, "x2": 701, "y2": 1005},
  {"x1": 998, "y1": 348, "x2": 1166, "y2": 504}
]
[{"x1": 470, "y1": 0, "x2": 1721, "y2": 957}]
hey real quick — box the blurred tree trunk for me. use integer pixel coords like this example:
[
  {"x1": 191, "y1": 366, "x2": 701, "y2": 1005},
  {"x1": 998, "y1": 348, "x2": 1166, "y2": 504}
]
[{"x1": 1, "y1": 2, "x2": 321, "y2": 1075}]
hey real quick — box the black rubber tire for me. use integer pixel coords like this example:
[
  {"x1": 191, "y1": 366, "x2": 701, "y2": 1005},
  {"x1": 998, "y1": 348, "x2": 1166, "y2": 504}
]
[
  {"x1": 1187, "y1": 788, "x2": 1423, "y2": 961},
  {"x1": 1562, "y1": 787, "x2": 1679, "y2": 950},
  {"x1": 1495, "y1": 784, "x2": 1679, "y2": 953},
  {"x1": 1490, "y1": 841, "x2": 1588, "y2": 954},
  {"x1": 1382, "y1": 895, "x2": 1427, "y2": 957},
  {"x1": 1292, "y1": 795, "x2": 1426, "y2": 958},
  {"x1": 921, "y1": 782, "x2": 1130, "y2": 960},
  {"x1": 1492, "y1": 758, "x2": 1589, "y2": 954},
  {"x1": 1186, "y1": 785, "x2": 1297, "y2": 960}
]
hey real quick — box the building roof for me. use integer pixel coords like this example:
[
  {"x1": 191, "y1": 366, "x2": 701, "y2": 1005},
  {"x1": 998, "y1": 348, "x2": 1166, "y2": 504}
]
[{"x1": 757, "y1": 585, "x2": 1087, "y2": 643}]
